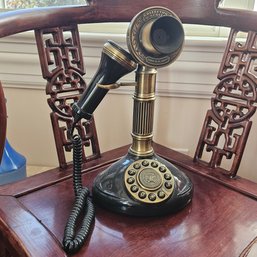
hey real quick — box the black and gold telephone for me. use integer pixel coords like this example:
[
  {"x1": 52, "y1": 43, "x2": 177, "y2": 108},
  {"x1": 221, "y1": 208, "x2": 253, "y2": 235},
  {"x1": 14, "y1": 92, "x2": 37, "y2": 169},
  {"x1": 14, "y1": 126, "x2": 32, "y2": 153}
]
[{"x1": 63, "y1": 6, "x2": 193, "y2": 254}]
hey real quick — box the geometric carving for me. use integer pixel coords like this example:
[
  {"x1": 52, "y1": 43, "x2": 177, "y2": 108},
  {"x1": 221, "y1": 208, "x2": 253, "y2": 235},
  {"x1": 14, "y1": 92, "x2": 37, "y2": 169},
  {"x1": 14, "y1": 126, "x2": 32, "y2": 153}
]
[
  {"x1": 35, "y1": 25, "x2": 100, "y2": 168},
  {"x1": 194, "y1": 29, "x2": 257, "y2": 177},
  {"x1": 46, "y1": 70, "x2": 85, "y2": 117},
  {"x1": 212, "y1": 76, "x2": 256, "y2": 123}
]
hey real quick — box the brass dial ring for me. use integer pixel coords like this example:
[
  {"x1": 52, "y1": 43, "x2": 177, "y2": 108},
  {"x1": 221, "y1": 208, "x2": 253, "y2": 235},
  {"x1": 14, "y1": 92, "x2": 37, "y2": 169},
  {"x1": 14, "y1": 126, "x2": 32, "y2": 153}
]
[{"x1": 124, "y1": 159, "x2": 175, "y2": 204}]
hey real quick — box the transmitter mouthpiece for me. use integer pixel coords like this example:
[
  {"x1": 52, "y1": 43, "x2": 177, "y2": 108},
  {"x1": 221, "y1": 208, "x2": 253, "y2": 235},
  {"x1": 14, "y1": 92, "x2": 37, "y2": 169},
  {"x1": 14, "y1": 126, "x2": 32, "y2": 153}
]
[
  {"x1": 149, "y1": 16, "x2": 184, "y2": 55},
  {"x1": 127, "y1": 6, "x2": 184, "y2": 68}
]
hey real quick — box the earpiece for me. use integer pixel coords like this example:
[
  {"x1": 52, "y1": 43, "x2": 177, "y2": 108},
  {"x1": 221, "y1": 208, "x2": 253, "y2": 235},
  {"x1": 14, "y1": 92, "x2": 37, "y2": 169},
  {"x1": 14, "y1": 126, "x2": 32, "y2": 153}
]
[{"x1": 72, "y1": 40, "x2": 136, "y2": 124}]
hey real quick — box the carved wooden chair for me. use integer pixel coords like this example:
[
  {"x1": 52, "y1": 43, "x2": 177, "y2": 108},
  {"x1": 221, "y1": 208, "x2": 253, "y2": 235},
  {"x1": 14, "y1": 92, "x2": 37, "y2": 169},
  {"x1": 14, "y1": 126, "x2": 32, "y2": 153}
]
[
  {"x1": 0, "y1": 0, "x2": 256, "y2": 174},
  {"x1": 0, "y1": 0, "x2": 257, "y2": 256}
]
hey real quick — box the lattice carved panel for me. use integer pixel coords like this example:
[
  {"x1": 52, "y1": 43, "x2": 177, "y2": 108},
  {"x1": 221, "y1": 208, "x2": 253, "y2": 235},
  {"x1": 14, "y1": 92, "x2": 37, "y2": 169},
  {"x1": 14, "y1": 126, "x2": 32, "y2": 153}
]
[
  {"x1": 35, "y1": 25, "x2": 100, "y2": 168},
  {"x1": 194, "y1": 29, "x2": 257, "y2": 177}
]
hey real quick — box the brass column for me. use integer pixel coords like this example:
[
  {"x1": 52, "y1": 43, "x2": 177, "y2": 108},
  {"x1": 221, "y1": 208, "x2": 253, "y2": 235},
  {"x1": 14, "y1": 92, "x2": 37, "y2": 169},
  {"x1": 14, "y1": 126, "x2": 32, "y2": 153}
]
[{"x1": 129, "y1": 65, "x2": 157, "y2": 157}]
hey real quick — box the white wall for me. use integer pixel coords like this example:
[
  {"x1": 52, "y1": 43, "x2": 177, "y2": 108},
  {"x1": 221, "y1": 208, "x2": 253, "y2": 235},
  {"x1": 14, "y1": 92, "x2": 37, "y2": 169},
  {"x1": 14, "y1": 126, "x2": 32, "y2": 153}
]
[{"x1": 1, "y1": 32, "x2": 257, "y2": 182}]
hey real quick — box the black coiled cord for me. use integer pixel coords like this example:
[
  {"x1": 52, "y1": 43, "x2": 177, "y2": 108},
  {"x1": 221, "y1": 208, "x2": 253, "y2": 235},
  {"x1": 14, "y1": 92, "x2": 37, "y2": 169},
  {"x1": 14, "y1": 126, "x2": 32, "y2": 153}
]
[{"x1": 62, "y1": 134, "x2": 95, "y2": 254}]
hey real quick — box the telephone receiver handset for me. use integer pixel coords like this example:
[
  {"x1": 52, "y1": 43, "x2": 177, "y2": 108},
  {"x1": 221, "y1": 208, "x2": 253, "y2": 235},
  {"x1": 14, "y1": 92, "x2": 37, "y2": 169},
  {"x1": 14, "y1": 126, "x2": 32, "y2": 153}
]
[{"x1": 64, "y1": 6, "x2": 193, "y2": 254}]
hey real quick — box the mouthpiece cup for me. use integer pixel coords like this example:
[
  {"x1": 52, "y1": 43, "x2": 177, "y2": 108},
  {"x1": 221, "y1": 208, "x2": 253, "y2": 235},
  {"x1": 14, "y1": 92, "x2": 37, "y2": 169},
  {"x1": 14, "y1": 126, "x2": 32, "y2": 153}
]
[
  {"x1": 150, "y1": 16, "x2": 184, "y2": 55},
  {"x1": 127, "y1": 6, "x2": 184, "y2": 68}
]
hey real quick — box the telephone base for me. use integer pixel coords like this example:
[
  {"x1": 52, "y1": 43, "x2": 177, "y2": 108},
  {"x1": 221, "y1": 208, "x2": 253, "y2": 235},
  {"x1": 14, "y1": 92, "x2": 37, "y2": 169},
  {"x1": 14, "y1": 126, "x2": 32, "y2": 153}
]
[{"x1": 92, "y1": 153, "x2": 193, "y2": 216}]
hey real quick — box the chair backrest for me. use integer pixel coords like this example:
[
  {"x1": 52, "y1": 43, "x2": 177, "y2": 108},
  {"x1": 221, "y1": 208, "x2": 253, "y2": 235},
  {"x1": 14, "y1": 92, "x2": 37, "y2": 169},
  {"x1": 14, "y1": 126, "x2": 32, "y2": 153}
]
[
  {"x1": 0, "y1": 82, "x2": 6, "y2": 162},
  {"x1": 0, "y1": 0, "x2": 257, "y2": 173},
  {"x1": 194, "y1": 28, "x2": 257, "y2": 177},
  {"x1": 34, "y1": 25, "x2": 101, "y2": 168}
]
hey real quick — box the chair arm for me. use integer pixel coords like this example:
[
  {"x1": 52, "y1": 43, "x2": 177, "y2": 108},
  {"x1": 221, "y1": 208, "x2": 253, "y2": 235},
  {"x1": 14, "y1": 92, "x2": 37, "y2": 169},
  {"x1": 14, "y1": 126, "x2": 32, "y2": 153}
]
[
  {"x1": 0, "y1": 82, "x2": 7, "y2": 162},
  {"x1": 0, "y1": 0, "x2": 257, "y2": 39}
]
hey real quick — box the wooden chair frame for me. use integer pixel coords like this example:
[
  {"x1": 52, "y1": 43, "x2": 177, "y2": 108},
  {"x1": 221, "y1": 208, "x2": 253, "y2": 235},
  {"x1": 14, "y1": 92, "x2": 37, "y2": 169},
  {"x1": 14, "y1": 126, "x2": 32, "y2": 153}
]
[
  {"x1": 1, "y1": 0, "x2": 256, "y2": 174},
  {"x1": 1, "y1": 1, "x2": 257, "y2": 256}
]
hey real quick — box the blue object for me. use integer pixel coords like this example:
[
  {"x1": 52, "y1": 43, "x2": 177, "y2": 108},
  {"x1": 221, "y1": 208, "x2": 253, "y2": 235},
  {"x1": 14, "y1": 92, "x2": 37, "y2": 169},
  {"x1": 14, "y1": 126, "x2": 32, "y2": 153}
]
[{"x1": 0, "y1": 139, "x2": 26, "y2": 185}]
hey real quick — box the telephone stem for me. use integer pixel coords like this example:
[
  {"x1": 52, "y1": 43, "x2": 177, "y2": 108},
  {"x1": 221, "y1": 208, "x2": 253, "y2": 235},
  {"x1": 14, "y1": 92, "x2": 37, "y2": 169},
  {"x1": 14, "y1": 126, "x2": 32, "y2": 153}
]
[{"x1": 129, "y1": 65, "x2": 157, "y2": 157}]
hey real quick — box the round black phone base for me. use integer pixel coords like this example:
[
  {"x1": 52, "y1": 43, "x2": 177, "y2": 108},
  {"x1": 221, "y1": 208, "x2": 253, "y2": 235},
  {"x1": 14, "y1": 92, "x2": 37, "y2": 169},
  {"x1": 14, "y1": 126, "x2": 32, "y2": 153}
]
[{"x1": 92, "y1": 153, "x2": 193, "y2": 216}]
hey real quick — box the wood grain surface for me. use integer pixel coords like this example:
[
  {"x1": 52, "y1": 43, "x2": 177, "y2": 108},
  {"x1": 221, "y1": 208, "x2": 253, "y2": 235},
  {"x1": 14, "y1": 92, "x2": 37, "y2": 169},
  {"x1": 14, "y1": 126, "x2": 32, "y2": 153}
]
[{"x1": 0, "y1": 146, "x2": 257, "y2": 257}]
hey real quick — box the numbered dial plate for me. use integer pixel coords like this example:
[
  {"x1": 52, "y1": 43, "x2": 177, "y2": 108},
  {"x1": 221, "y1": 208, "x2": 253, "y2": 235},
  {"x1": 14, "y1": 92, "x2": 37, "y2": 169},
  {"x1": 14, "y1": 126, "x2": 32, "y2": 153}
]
[{"x1": 124, "y1": 159, "x2": 175, "y2": 204}]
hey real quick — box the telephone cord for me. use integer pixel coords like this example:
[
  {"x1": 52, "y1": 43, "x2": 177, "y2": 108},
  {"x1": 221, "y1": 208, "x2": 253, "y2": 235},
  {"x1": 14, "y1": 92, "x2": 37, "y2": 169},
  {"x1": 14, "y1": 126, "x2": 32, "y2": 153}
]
[{"x1": 62, "y1": 134, "x2": 95, "y2": 254}]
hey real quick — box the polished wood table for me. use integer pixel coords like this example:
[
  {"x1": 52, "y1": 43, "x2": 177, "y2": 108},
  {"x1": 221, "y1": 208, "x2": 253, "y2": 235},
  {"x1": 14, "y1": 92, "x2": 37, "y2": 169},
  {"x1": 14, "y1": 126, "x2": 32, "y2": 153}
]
[{"x1": 0, "y1": 144, "x2": 257, "y2": 257}]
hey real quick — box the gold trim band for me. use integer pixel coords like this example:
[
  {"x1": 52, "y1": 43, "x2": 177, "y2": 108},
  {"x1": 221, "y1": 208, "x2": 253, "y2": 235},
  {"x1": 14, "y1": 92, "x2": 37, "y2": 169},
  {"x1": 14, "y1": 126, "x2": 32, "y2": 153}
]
[{"x1": 103, "y1": 40, "x2": 137, "y2": 71}]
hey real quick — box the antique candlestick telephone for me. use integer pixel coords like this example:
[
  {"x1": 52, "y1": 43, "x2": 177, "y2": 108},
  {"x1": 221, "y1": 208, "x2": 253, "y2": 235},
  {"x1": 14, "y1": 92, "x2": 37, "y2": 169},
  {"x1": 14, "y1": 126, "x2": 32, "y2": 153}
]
[{"x1": 64, "y1": 6, "x2": 193, "y2": 254}]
